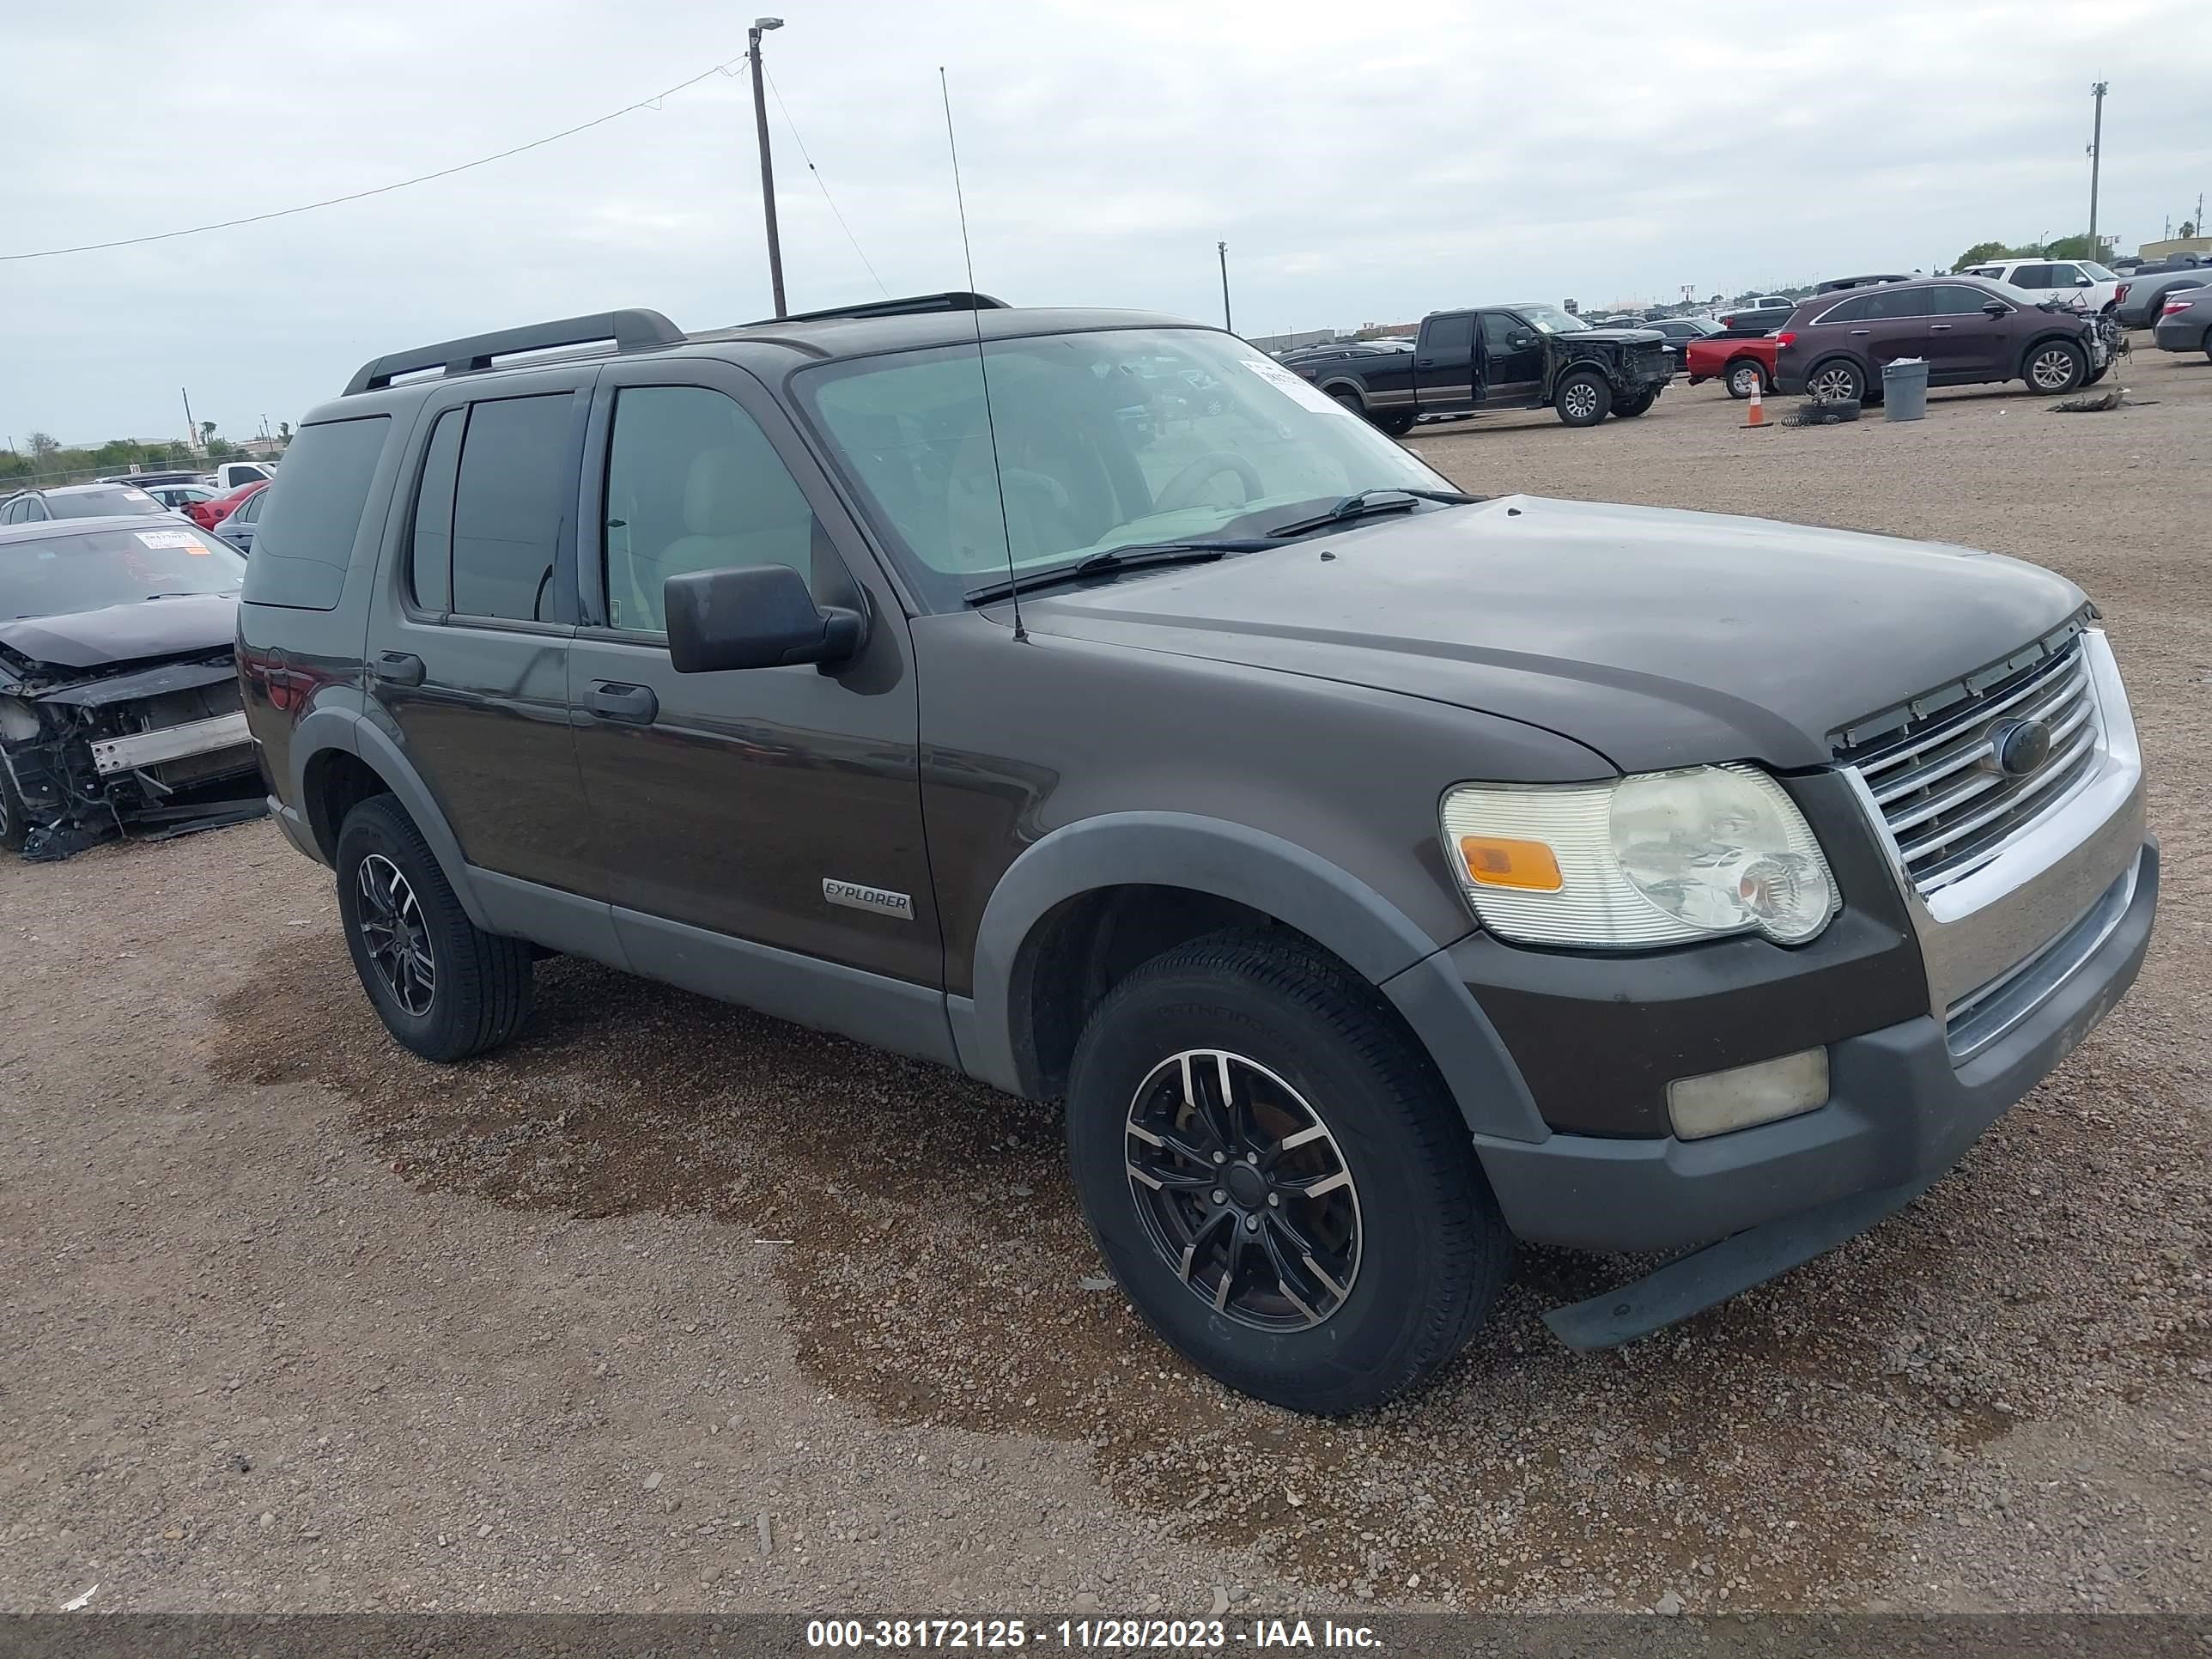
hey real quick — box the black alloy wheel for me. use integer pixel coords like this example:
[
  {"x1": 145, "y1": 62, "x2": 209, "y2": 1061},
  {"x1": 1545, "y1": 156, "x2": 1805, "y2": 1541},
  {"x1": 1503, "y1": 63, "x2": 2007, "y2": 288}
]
[
  {"x1": 1124, "y1": 1048, "x2": 1362, "y2": 1330},
  {"x1": 356, "y1": 853, "x2": 435, "y2": 1017}
]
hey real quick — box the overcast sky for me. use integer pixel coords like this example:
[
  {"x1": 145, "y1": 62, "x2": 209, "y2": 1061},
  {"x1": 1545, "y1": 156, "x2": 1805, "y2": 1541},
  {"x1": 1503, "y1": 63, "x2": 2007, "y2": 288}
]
[{"x1": 6, "y1": 0, "x2": 2208, "y2": 445}]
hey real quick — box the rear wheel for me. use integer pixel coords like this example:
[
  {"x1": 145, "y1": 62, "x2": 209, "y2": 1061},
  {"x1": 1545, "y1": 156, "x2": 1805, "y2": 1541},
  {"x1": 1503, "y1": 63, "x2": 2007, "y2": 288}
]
[
  {"x1": 1065, "y1": 931, "x2": 1510, "y2": 1414},
  {"x1": 1553, "y1": 370, "x2": 1611, "y2": 427},
  {"x1": 2024, "y1": 339, "x2": 2087, "y2": 394},
  {"x1": 1805, "y1": 357, "x2": 1866, "y2": 404},
  {"x1": 1375, "y1": 410, "x2": 1416, "y2": 436},
  {"x1": 336, "y1": 793, "x2": 533, "y2": 1061},
  {"x1": 1328, "y1": 390, "x2": 1366, "y2": 422},
  {"x1": 1725, "y1": 359, "x2": 1767, "y2": 399}
]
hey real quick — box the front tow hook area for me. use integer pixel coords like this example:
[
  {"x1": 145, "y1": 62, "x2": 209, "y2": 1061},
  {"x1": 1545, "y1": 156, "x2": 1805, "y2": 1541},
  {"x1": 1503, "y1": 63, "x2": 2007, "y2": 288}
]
[{"x1": 1542, "y1": 1176, "x2": 1934, "y2": 1351}]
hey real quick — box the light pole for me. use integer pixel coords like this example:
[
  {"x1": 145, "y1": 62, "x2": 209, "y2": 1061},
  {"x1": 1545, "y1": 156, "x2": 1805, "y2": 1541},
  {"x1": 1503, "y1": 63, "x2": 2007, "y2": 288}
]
[
  {"x1": 749, "y1": 16, "x2": 788, "y2": 318},
  {"x1": 2087, "y1": 81, "x2": 2108, "y2": 254},
  {"x1": 1217, "y1": 240, "x2": 1232, "y2": 332}
]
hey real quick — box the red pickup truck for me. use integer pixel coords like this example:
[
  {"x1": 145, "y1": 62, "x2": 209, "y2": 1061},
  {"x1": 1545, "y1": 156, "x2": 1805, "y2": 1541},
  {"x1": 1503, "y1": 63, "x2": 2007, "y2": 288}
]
[{"x1": 1683, "y1": 335, "x2": 1777, "y2": 398}]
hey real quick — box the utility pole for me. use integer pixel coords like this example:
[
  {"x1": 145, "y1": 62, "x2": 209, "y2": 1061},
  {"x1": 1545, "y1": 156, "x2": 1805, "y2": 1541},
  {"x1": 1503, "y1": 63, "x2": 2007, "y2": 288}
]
[
  {"x1": 2087, "y1": 81, "x2": 2108, "y2": 253},
  {"x1": 181, "y1": 388, "x2": 198, "y2": 456},
  {"x1": 1218, "y1": 241, "x2": 1232, "y2": 333},
  {"x1": 748, "y1": 17, "x2": 788, "y2": 318}
]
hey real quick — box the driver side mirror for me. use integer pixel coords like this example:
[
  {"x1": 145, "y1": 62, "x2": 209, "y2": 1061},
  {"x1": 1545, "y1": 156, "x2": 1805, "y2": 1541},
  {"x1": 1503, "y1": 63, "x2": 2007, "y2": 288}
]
[
  {"x1": 2074, "y1": 276, "x2": 2094, "y2": 286},
  {"x1": 1981, "y1": 299, "x2": 2008, "y2": 317},
  {"x1": 665, "y1": 563, "x2": 866, "y2": 673},
  {"x1": 1507, "y1": 332, "x2": 1536, "y2": 350}
]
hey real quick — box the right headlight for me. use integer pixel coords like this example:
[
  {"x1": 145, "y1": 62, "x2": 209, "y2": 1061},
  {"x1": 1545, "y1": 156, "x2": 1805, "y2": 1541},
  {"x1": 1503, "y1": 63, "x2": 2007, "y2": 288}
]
[{"x1": 1440, "y1": 763, "x2": 1838, "y2": 949}]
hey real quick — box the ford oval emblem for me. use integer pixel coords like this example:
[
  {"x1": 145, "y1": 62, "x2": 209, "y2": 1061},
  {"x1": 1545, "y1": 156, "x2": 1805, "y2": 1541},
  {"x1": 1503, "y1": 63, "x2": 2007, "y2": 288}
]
[{"x1": 1990, "y1": 718, "x2": 2053, "y2": 778}]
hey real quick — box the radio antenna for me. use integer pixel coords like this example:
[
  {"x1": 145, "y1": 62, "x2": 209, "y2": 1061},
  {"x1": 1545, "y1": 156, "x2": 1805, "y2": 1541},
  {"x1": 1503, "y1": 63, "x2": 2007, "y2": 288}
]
[{"x1": 939, "y1": 65, "x2": 1024, "y2": 641}]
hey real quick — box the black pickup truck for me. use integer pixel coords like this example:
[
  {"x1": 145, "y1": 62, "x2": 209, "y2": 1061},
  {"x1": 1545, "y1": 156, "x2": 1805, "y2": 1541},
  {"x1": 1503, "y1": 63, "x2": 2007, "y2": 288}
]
[{"x1": 1288, "y1": 303, "x2": 1674, "y2": 433}]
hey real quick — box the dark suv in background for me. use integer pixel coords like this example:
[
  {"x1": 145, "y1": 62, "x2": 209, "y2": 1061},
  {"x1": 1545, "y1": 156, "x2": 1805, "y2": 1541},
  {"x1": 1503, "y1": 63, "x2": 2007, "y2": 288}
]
[
  {"x1": 1774, "y1": 274, "x2": 2111, "y2": 403},
  {"x1": 240, "y1": 297, "x2": 2154, "y2": 1415}
]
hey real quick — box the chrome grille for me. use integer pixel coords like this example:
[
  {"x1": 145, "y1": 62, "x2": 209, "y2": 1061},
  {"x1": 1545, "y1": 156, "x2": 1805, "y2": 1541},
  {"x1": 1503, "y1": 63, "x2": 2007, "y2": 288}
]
[{"x1": 1840, "y1": 634, "x2": 2101, "y2": 896}]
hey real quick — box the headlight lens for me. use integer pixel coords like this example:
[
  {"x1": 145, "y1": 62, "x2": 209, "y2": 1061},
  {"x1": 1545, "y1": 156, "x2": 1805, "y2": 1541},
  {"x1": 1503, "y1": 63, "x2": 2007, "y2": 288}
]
[{"x1": 1442, "y1": 763, "x2": 1837, "y2": 948}]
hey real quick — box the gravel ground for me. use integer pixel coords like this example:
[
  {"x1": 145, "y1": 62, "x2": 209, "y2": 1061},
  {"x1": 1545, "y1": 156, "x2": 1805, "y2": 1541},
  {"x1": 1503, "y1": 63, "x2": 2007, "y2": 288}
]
[{"x1": 3, "y1": 349, "x2": 2208, "y2": 1618}]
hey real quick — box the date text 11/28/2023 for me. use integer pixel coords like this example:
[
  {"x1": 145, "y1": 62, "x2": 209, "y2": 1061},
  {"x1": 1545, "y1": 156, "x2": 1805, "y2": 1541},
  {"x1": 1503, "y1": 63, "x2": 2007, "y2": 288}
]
[{"x1": 804, "y1": 1619, "x2": 1382, "y2": 1650}]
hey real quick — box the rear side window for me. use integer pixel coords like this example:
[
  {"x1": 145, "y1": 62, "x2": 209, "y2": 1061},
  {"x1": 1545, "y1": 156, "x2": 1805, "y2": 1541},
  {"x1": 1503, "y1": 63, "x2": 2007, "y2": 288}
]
[
  {"x1": 242, "y1": 415, "x2": 390, "y2": 611},
  {"x1": 1862, "y1": 286, "x2": 1934, "y2": 320},
  {"x1": 407, "y1": 407, "x2": 464, "y2": 612},
  {"x1": 1424, "y1": 315, "x2": 1475, "y2": 357},
  {"x1": 450, "y1": 393, "x2": 574, "y2": 623},
  {"x1": 1815, "y1": 294, "x2": 1874, "y2": 324}
]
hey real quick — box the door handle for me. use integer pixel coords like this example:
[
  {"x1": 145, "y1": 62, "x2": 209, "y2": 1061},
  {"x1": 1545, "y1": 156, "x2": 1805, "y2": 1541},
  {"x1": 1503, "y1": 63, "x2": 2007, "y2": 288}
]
[
  {"x1": 373, "y1": 652, "x2": 425, "y2": 687},
  {"x1": 1929, "y1": 324, "x2": 1953, "y2": 330},
  {"x1": 589, "y1": 680, "x2": 658, "y2": 724},
  {"x1": 1849, "y1": 329, "x2": 1872, "y2": 336}
]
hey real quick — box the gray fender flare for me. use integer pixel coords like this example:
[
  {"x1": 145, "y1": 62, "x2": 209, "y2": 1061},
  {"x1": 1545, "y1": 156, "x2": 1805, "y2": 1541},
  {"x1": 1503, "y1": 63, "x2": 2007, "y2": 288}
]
[
  {"x1": 963, "y1": 811, "x2": 1547, "y2": 1142},
  {"x1": 292, "y1": 704, "x2": 491, "y2": 930}
]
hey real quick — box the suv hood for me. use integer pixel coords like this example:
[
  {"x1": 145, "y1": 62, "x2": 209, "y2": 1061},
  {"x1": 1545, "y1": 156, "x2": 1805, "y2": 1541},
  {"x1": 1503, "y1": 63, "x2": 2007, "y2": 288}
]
[
  {"x1": 1019, "y1": 495, "x2": 2085, "y2": 773},
  {"x1": 0, "y1": 594, "x2": 238, "y2": 676},
  {"x1": 1561, "y1": 327, "x2": 1662, "y2": 344}
]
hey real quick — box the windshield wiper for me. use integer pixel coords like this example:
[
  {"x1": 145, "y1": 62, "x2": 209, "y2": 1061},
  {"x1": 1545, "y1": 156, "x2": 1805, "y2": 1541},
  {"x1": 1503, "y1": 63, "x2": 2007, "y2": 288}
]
[
  {"x1": 964, "y1": 539, "x2": 1270, "y2": 605},
  {"x1": 1264, "y1": 487, "x2": 1480, "y2": 540}
]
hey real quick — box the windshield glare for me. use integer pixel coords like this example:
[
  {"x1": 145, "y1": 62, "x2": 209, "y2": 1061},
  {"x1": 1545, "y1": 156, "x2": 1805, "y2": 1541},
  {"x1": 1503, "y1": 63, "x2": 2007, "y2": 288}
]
[
  {"x1": 1519, "y1": 305, "x2": 1589, "y2": 334},
  {"x1": 799, "y1": 328, "x2": 1457, "y2": 606},
  {"x1": 1, "y1": 526, "x2": 243, "y2": 620}
]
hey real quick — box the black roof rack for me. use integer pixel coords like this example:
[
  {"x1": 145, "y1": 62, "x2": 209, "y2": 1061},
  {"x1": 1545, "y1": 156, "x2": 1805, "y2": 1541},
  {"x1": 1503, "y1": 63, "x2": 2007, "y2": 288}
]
[
  {"x1": 342, "y1": 308, "x2": 685, "y2": 396},
  {"x1": 746, "y1": 291, "x2": 1007, "y2": 327}
]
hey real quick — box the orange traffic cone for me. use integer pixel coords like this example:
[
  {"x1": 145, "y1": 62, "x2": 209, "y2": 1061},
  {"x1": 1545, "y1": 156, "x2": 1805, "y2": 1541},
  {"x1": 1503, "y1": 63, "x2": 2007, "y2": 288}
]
[{"x1": 1744, "y1": 383, "x2": 1767, "y2": 428}]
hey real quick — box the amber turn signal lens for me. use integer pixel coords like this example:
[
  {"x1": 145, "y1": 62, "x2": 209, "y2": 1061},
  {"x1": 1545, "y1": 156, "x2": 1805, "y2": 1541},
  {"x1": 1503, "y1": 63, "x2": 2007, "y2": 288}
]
[{"x1": 1457, "y1": 836, "x2": 1563, "y2": 891}]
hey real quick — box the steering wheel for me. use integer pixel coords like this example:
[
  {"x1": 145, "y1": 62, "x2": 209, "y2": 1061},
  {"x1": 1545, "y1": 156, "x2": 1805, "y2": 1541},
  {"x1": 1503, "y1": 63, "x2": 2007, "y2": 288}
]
[{"x1": 1153, "y1": 451, "x2": 1265, "y2": 513}]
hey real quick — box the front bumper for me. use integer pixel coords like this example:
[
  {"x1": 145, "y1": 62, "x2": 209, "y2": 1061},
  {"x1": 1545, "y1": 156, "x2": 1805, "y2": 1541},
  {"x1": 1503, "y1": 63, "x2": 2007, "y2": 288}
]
[{"x1": 1471, "y1": 840, "x2": 2154, "y2": 1255}]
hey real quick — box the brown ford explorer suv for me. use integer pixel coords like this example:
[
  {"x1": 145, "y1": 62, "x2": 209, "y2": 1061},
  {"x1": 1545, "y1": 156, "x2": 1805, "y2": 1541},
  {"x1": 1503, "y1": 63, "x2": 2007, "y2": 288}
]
[
  {"x1": 1774, "y1": 273, "x2": 2112, "y2": 404},
  {"x1": 239, "y1": 296, "x2": 2156, "y2": 1414}
]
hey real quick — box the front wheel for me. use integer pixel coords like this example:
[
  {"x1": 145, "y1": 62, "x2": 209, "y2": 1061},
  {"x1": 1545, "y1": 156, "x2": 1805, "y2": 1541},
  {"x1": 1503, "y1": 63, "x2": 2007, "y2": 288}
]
[
  {"x1": 1065, "y1": 931, "x2": 1510, "y2": 1415},
  {"x1": 1613, "y1": 388, "x2": 1656, "y2": 417},
  {"x1": 0, "y1": 766, "x2": 27, "y2": 855},
  {"x1": 2083, "y1": 361, "x2": 2111, "y2": 386},
  {"x1": 2024, "y1": 339, "x2": 2087, "y2": 394},
  {"x1": 1553, "y1": 369, "x2": 1612, "y2": 427},
  {"x1": 336, "y1": 793, "x2": 534, "y2": 1061}
]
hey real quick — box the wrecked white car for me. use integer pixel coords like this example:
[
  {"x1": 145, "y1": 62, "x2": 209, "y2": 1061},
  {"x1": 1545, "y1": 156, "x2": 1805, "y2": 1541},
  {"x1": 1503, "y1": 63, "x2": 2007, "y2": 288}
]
[{"x1": 0, "y1": 516, "x2": 263, "y2": 860}]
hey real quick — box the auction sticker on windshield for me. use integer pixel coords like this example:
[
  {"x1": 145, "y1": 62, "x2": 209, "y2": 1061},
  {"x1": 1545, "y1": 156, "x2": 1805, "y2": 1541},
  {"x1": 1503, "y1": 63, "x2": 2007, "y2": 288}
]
[
  {"x1": 137, "y1": 530, "x2": 211, "y2": 553},
  {"x1": 1241, "y1": 354, "x2": 1356, "y2": 417}
]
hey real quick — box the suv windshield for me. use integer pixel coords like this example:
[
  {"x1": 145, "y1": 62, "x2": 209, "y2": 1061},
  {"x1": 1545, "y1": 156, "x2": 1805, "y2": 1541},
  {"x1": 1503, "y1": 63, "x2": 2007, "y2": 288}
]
[
  {"x1": 1520, "y1": 305, "x2": 1589, "y2": 334},
  {"x1": 2079, "y1": 262, "x2": 2118, "y2": 281},
  {"x1": 49, "y1": 487, "x2": 166, "y2": 520},
  {"x1": 799, "y1": 327, "x2": 1456, "y2": 608},
  {"x1": 1, "y1": 525, "x2": 243, "y2": 620}
]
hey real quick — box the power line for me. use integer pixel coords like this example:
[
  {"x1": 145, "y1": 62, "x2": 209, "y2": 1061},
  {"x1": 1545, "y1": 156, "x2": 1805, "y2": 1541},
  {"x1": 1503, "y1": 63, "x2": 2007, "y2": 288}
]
[
  {"x1": 2, "y1": 52, "x2": 750, "y2": 263},
  {"x1": 763, "y1": 64, "x2": 890, "y2": 299}
]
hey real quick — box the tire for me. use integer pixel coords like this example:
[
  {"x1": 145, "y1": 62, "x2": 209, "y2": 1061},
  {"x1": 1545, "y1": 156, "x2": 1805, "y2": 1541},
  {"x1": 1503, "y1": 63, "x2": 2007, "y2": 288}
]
[
  {"x1": 335, "y1": 793, "x2": 533, "y2": 1062},
  {"x1": 1804, "y1": 357, "x2": 1866, "y2": 404},
  {"x1": 2023, "y1": 338, "x2": 2087, "y2": 395},
  {"x1": 1065, "y1": 929, "x2": 1511, "y2": 1414},
  {"x1": 1553, "y1": 370, "x2": 1611, "y2": 427},
  {"x1": 1724, "y1": 359, "x2": 1766, "y2": 399},
  {"x1": 1328, "y1": 390, "x2": 1366, "y2": 421},
  {"x1": 2203, "y1": 329, "x2": 2212, "y2": 365},
  {"x1": 0, "y1": 764, "x2": 27, "y2": 854},
  {"x1": 1613, "y1": 388, "x2": 1656, "y2": 417},
  {"x1": 1375, "y1": 410, "x2": 1416, "y2": 436},
  {"x1": 2083, "y1": 361, "x2": 2110, "y2": 386}
]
